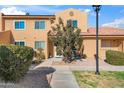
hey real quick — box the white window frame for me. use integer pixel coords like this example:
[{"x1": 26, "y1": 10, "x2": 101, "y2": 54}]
[
  {"x1": 15, "y1": 40, "x2": 26, "y2": 46},
  {"x1": 14, "y1": 20, "x2": 26, "y2": 30},
  {"x1": 34, "y1": 20, "x2": 46, "y2": 30},
  {"x1": 35, "y1": 41, "x2": 45, "y2": 49}
]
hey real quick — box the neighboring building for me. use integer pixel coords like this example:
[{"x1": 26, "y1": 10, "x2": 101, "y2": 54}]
[
  {"x1": 0, "y1": 13, "x2": 55, "y2": 59},
  {"x1": 0, "y1": 8, "x2": 124, "y2": 59},
  {"x1": 81, "y1": 27, "x2": 124, "y2": 59}
]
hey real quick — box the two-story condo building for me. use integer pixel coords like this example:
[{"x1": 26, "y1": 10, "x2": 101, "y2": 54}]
[{"x1": 0, "y1": 8, "x2": 124, "y2": 59}]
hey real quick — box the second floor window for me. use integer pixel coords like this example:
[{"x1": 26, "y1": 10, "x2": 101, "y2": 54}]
[
  {"x1": 35, "y1": 21, "x2": 45, "y2": 30},
  {"x1": 67, "y1": 20, "x2": 78, "y2": 28},
  {"x1": 15, "y1": 21, "x2": 25, "y2": 30},
  {"x1": 73, "y1": 20, "x2": 78, "y2": 28}
]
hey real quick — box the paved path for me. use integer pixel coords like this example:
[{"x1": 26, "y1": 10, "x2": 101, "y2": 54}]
[
  {"x1": 69, "y1": 59, "x2": 124, "y2": 71},
  {"x1": 34, "y1": 58, "x2": 124, "y2": 88},
  {"x1": 50, "y1": 66, "x2": 79, "y2": 88},
  {"x1": 34, "y1": 58, "x2": 79, "y2": 88}
]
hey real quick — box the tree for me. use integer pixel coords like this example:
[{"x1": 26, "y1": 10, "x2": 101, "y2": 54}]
[{"x1": 48, "y1": 17, "x2": 82, "y2": 63}]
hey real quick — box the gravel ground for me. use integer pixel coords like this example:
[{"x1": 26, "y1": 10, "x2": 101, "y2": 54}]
[{"x1": 0, "y1": 66, "x2": 55, "y2": 88}]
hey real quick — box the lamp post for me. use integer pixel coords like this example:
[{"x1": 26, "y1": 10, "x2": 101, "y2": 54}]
[{"x1": 92, "y1": 5, "x2": 101, "y2": 75}]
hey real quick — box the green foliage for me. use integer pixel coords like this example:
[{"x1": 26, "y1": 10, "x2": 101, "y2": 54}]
[
  {"x1": 48, "y1": 17, "x2": 82, "y2": 62},
  {"x1": 0, "y1": 44, "x2": 34, "y2": 83},
  {"x1": 33, "y1": 48, "x2": 45, "y2": 64},
  {"x1": 106, "y1": 50, "x2": 124, "y2": 65}
]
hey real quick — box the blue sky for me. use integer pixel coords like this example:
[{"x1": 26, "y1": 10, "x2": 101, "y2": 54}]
[{"x1": 0, "y1": 5, "x2": 124, "y2": 28}]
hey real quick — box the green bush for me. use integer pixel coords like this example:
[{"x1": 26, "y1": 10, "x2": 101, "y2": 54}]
[
  {"x1": 33, "y1": 48, "x2": 45, "y2": 64},
  {"x1": 106, "y1": 50, "x2": 124, "y2": 65},
  {"x1": 0, "y1": 44, "x2": 34, "y2": 83}
]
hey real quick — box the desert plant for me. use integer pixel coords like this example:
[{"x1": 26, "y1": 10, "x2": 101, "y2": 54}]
[{"x1": 48, "y1": 17, "x2": 82, "y2": 62}]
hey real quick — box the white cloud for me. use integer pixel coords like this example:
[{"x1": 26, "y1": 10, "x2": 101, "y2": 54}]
[
  {"x1": 0, "y1": 7, "x2": 26, "y2": 15},
  {"x1": 79, "y1": 8, "x2": 91, "y2": 13},
  {"x1": 84, "y1": 9, "x2": 91, "y2": 13},
  {"x1": 90, "y1": 12, "x2": 95, "y2": 16},
  {"x1": 78, "y1": 8, "x2": 100, "y2": 16},
  {"x1": 102, "y1": 18, "x2": 124, "y2": 28}
]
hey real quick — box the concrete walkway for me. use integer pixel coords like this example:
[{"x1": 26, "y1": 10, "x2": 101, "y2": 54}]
[
  {"x1": 35, "y1": 58, "x2": 124, "y2": 88},
  {"x1": 50, "y1": 66, "x2": 79, "y2": 88},
  {"x1": 69, "y1": 59, "x2": 124, "y2": 71},
  {"x1": 34, "y1": 58, "x2": 79, "y2": 88}
]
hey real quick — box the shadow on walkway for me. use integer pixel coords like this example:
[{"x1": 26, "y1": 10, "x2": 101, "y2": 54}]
[{"x1": 15, "y1": 67, "x2": 56, "y2": 88}]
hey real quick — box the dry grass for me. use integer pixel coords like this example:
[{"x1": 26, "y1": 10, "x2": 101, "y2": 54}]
[{"x1": 73, "y1": 71, "x2": 124, "y2": 88}]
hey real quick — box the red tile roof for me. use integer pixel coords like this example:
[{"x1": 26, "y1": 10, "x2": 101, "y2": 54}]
[{"x1": 81, "y1": 27, "x2": 124, "y2": 36}]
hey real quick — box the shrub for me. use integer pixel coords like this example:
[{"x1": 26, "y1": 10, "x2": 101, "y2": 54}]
[
  {"x1": 0, "y1": 44, "x2": 34, "y2": 83},
  {"x1": 106, "y1": 50, "x2": 124, "y2": 65},
  {"x1": 33, "y1": 48, "x2": 45, "y2": 64}
]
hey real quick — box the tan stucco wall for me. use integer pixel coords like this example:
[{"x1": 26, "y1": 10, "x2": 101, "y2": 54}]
[
  {"x1": 83, "y1": 38, "x2": 124, "y2": 59},
  {"x1": 4, "y1": 19, "x2": 51, "y2": 59},
  {"x1": 56, "y1": 8, "x2": 87, "y2": 32},
  {"x1": 0, "y1": 9, "x2": 88, "y2": 59},
  {"x1": 83, "y1": 39, "x2": 97, "y2": 58}
]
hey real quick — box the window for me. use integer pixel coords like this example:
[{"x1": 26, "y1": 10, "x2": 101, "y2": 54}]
[
  {"x1": 73, "y1": 20, "x2": 77, "y2": 28},
  {"x1": 15, "y1": 41, "x2": 25, "y2": 46},
  {"x1": 35, "y1": 41, "x2": 45, "y2": 49},
  {"x1": 15, "y1": 21, "x2": 25, "y2": 29},
  {"x1": 101, "y1": 40, "x2": 119, "y2": 48},
  {"x1": 101, "y1": 40, "x2": 111, "y2": 47},
  {"x1": 67, "y1": 20, "x2": 78, "y2": 28},
  {"x1": 35, "y1": 21, "x2": 45, "y2": 29}
]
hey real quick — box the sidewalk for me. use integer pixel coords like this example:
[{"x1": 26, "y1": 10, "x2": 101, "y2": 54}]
[
  {"x1": 33, "y1": 58, "x2": 79, "y2": 88},
  {"x1": 69, "y1": 59, "x2": 124, "y2": 71},
  {"x1": 34, "y1": 58, "x2": 124, "y2": 88},
  {"x1": 50, "y1": 66, "x2": 79, "y2": 88}
]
